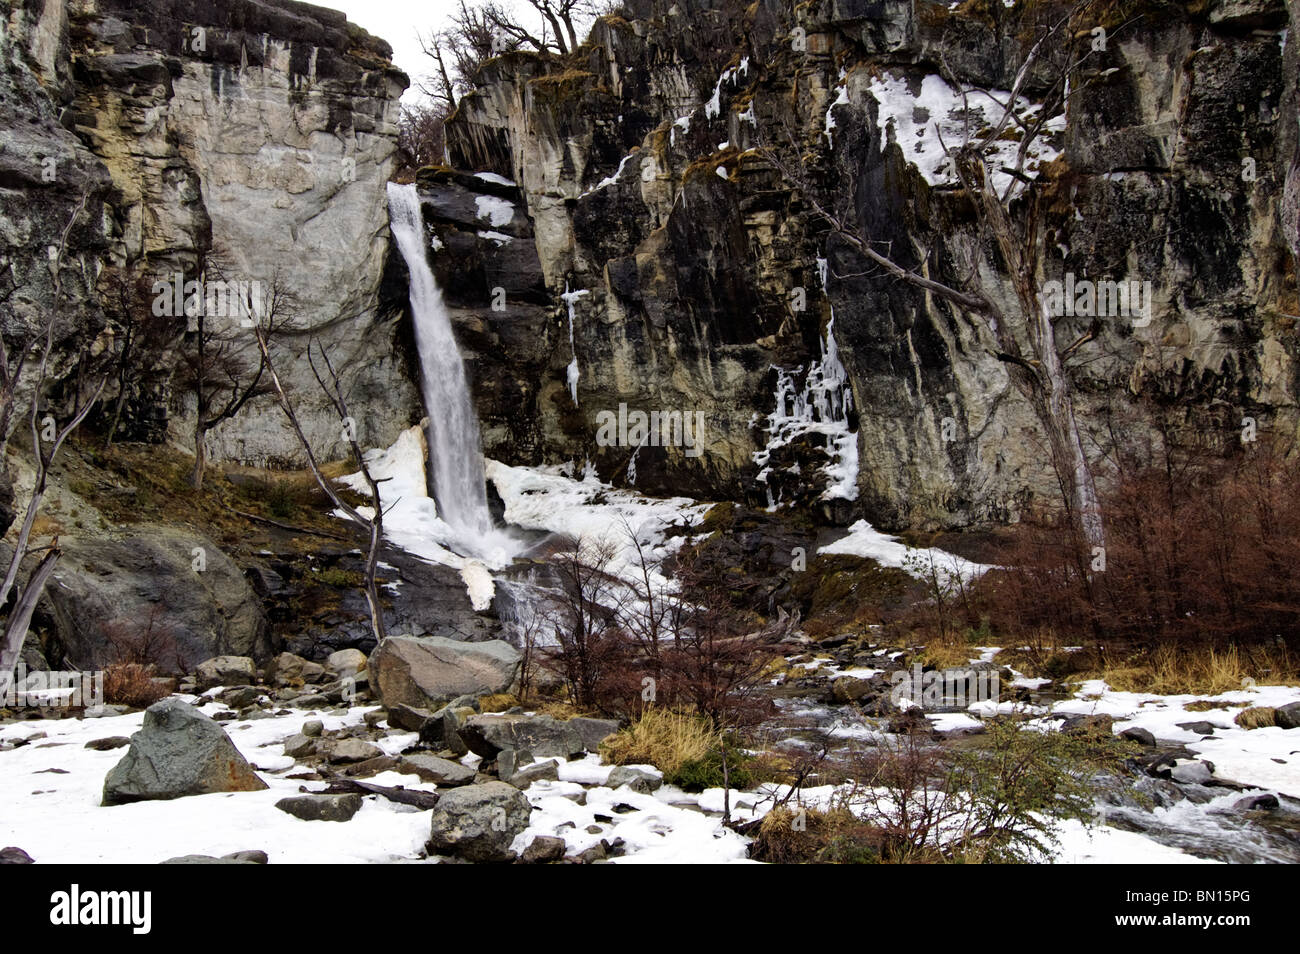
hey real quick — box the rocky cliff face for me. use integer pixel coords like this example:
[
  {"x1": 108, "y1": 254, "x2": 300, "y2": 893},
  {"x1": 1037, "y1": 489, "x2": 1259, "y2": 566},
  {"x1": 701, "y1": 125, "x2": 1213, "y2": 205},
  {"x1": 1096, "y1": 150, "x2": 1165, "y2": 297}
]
[
  {"x1": 1, "y1": 0, "x2": 417, "y2": 464},
  {"x1": 436, "y1": 0, "x2": 1298, "y2": 531}
]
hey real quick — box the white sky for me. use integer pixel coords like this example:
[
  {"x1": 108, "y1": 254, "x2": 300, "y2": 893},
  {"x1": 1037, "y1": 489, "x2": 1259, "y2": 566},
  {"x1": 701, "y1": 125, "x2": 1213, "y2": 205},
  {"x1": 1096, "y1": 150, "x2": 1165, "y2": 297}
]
[
  {"x1": 322, "y1": 0, "x2": 579, "y2": 104},
  {"x1": 322, "y1": 0, "x2": 452, "y2": 101}
]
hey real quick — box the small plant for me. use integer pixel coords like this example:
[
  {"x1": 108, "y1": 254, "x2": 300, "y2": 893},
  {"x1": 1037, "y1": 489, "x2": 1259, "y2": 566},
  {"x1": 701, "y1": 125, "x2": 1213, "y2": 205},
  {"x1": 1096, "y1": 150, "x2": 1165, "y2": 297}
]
[
  {"x1": 600, "y1": 708, "x2": 717, "y2": 778},
  {"x1": 102, "y1": 662, "x2": 170, "y2": 709}
]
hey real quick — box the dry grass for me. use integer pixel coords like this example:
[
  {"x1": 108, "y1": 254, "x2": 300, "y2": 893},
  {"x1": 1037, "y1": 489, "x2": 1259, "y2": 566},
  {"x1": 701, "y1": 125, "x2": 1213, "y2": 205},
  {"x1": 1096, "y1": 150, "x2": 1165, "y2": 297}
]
[
  {"x1": 599, "y1": 708, "x2": 717, "y2": 778},
  {"x1": 917, "y1": 634, "x2": 976, "y2": 670},
  {"x1": 749, "y1": 804, "x2": 885, "y2": 864},
  {"x1": 476, "y1": 693, "x2": 517, "y2": 713},
  {"x1": 1083, "y1": 644, "x2": 1299, "y2": 696},
  {"x1": 1235, "y1": 707, "x2": 1277, "y2": 729}
]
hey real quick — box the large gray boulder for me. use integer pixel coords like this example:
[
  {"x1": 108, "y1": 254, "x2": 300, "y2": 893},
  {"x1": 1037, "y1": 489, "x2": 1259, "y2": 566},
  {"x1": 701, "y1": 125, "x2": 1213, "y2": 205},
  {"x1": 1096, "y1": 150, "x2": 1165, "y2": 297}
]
[
  {"x1": 44, "y1": 527, "x2": 270, "y2": 672},
  {"x1": 369, "y1": 636, "x2": 521, "y2": 710},
  {"x1": 427, "y1": 781, "x2": 532, "y2": 862},
  {"x1": 460, "y1": 713, "x2": 585, "y2": 760},
  {"x1": 103, "y1": 699, "x2": 267, "y2": 805},
  {"x1": 196, "y1": 656, "x2": 257, "y2": 690}
]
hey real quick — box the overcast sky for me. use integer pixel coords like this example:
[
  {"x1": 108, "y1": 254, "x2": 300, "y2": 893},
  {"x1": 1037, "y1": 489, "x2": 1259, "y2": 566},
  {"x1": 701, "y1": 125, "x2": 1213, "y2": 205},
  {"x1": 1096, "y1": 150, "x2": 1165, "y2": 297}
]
[{"x1": 321, "y1": 0, "x2": 450, "y2": 101}]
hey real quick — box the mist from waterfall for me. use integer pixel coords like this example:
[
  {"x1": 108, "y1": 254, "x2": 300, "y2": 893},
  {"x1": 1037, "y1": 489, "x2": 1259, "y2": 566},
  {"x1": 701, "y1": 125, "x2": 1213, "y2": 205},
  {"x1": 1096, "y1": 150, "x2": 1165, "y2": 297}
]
[{"x1": 386, "y1": 182, "x2": 495, "y2": 542}]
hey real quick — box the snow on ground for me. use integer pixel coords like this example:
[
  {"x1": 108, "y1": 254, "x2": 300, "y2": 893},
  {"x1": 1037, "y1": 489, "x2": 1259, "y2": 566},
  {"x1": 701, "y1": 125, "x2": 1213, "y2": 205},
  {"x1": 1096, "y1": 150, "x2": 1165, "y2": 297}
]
[
  {"x1": 818, "y1": 519, "x2": 988, "y2": 582},
  {"x1": 1052, "y1": 818, "x2": 1221, "y2": 864},
  {"x1": 0, "y1": 702, "x2": 431, "y2": 864},
  {"x1": 1048, "y1": 680, "x2": 1300, "y2": 796},
  {"x1": 0, "y1": 706, "x2": 750, "y2": 865}
]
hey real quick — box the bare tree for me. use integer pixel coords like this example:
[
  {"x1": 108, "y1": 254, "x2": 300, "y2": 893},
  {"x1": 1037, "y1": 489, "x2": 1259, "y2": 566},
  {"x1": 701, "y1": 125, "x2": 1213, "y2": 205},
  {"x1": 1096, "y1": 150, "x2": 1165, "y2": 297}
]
[
  {"x1": 247, "y1": 287, "x2": 391, "y2": 643},
  {"x1": 173, "y1": 260, "x2": 274, "y2": 490},
  {"x1": 0, "y1": 197, "x2": 109, "y2": 699},
  {"x1": 763, "y1": 4, "x2": 1109, "y2": 553},
  {"x1": 98, "y1": 265, "x2": 175, "y2": 447}
]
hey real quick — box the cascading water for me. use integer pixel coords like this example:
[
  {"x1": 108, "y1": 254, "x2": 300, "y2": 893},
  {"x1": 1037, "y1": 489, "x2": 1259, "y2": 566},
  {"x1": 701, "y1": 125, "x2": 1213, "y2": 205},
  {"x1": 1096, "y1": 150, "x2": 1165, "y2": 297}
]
[{"x1": 386, "y1": 182, "x2": 494, "y2": 541}]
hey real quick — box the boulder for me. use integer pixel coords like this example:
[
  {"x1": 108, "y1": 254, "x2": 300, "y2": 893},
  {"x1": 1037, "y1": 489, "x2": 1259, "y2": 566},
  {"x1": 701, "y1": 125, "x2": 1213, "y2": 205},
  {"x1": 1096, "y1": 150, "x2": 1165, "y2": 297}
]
[
  {"x1": 84, "y1": 736, "x2": 131, "y2": 751},
  {"x1": 569, "y1": 717, "x2": 620, "y2": 752},
  {"x1": 520, "y1": 835, "x2": 566, "y2": 864},
  {"x1": 327, "y1": 649, "x2": 368, "y2": 678},
  {"x1": 275, "y1": 794, "x2": 363, "y2": 822},
  {"x1": 1234, "y1": 793, "x2": 1279, "y2": 811},
  {"x1": 0, "y1": 847, "x2": 34, "y2": 864},
  {"x1": 387, "y1": 703, "x2": 434, "y2": 732},
  {"x1": 607, "y1": 765, "x2": 663, "y2": 793},
  {"x1": 321, "y1": 739, "x2": 384, "y2": 764},
  {"x1": 102, "y1": 699, "x2": 267, "y2": 805},
  {"x1": 399, "y1": 754, "x2": 476, "y2": 787},
  {"x1": 506, "y1": 759, "x2": 560, "y2": 789},
  {"x1": 265, "y1": 653, "x2": 326, "y2": 687},
  {"x1": 369, "y1": 636, "x2": 520, "y2": 710},
  {"x1": 196, "y1": 656, "x2": 257, "y2": 690},
  {"x1": 1175, "y1": 720, "x2": 1217, "y2": 736},
  {"x1": 460, "y1": 714, "x2": 584, "y2": 760},
  {"x1": 427, "y1": 781, "x2": 532, "y2": 862},
  {"x1": 1274, "y1": 701, "x2": 1300, "y2": 730},
  {"x1": 283, "y1": 734, "x2": 316, "y2": 759},
  {"x1": 1118, "y1": 727, "x2": 1157, "y2": 747},
  {"x1": 46, "y1": 528, "x2": 270, "y2": 672}
]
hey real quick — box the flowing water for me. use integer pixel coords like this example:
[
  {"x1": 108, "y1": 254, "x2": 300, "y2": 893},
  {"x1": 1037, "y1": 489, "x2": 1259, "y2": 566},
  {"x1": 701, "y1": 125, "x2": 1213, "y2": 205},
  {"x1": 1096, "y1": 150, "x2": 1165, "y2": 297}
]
[{"x1": 386, "y1": 182, "x2": 494, "y2": 541}]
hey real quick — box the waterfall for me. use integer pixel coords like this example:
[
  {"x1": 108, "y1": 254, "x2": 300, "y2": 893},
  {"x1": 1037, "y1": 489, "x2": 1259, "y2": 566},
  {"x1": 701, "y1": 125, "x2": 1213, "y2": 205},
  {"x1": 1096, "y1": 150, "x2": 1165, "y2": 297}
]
[{"x1": 386, "y1": 182, "x2": 494, "y2": 540}]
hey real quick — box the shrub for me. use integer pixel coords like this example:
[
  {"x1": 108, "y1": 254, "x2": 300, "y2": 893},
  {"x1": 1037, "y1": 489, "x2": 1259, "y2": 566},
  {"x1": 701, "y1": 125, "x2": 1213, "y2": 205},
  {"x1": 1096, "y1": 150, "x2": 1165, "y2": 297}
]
[
  {"x1": 103, "y1": 663, "x2": 170, "y2": 709},
  {"x1": 600, "y1": 708, "x2": 716, "y2": 778},
  {"x1": 750, "y1": 805, "x2": 885, "y2": 864}
]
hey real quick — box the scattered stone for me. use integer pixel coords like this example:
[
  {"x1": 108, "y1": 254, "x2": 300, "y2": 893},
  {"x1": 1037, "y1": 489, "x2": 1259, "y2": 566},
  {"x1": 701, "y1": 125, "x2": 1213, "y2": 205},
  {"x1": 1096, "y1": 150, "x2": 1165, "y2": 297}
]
[
  {"x1": 1274, "y1": 702, "x2": 1300, "y2": 730},
  {"x1": 427, "y1": 781, "x2": 532, "y2": 863},
  {"x1": 161, "y1": 854, "x2": 258, "y2": 864},
  {"x1": 195, "y1": 656, "x2": 257, "y2": 690},
  {"x1": 607, "y1": 765, "x2": 662, "y2": 793},
  {"x1": 275, "y1": 793, "x2": 363, "y2": 822},
  {"x1": 1175, "y1": 721, "x2": 1217, "y2": 736},
  {"x1": 327, "y1": 648, "x2": 368, "y2": 678},
  {"x1": 363, "y1": 709, "x2": 387, "y2": 728},
  {"x1": 102, "y1": 699, "x2": 267, "y2": 806},
  {"x1": 283, "y1": 734, "x2": 315, "y2": 759},
  {"x1": 369, "y1": 636, "x2": 521, "y2": 710},
  {"x1": 265, "y1": 652, "x2": 326, "y2": 687},
  {"x1": 461, "y1": 714, "x2": 584, "y2": 760},
  {"x1": 84, "y1": 736, "x2": 131, "y2": 751},
  {"x1": 520, "y1": 835, "x2": 566, "y2": 864},
  {"x1": 568, "y1": 717, "x2": 620, "y2": 752},
  {"x1": 1119, "y1": 727, "x2": 1157, "y2": 746},
  {"x1": 830, "y1": 676, "x2": 876, "y2": 703},
  {"x1": 387, "y1": 703, "x2": 433, "y2": 732},
  {"x1": 221, "y1": 686, "x2": 262, "y2": 709},
  {"x1": 0, "y1": 847, "x2": 34, "y2": 864},
  {"x1": 302, "y1": 720, "x2": 324, "y2": 738},
  {"x1": 507, "y1": 759, "x2": 559, "y2": 789},
  {"x1": 399, "y1": 754, "x2": 475, "y2": 787},
  {"x1": 339, "y1": 755, "x2": 400, "y2": 778},
  {"x1": 292, "y1": 693, "x2": 330, "y2": 709},
  {"x1": 496, "y1": 747, "x2": 532, "y2": 780},
  {"x1": 1169, "y1": 759, "x2": 1214, "y2": 785},
  {"x1": 321, "y1": 739, "x2": 383, "y2": 764},
  {"x1": 1060, "y1": 714, "x2": 1114, "y2": 735},
  {"x1": 1234, "y1": 793, "x2": 1279, "y2": 811}
]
